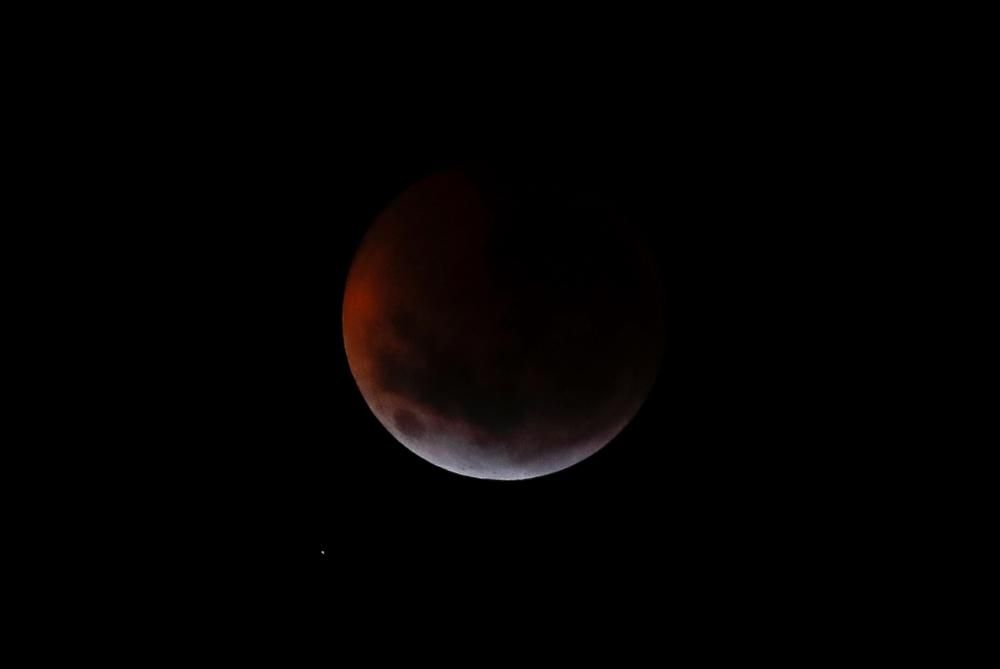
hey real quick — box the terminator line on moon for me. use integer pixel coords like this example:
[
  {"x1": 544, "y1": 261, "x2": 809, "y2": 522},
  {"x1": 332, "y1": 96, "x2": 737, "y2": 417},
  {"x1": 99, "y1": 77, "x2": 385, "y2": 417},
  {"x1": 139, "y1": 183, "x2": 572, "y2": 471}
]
[{"x1": 342, "y1": 168, "x2": 663, "y2": 480}]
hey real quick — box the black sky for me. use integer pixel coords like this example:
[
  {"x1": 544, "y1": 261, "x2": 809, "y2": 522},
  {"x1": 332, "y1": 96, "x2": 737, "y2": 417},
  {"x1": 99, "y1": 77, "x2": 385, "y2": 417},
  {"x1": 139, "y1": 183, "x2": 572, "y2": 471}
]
[
  {"x1": 176, "y1": 51, "x2": 871, "y2": 602},
  {"x1": 25, "y1": 8, "x2": 936, "y2": 649},
  {"x1": 266, "y1": 133, "x2": 828, "y2": 576}
]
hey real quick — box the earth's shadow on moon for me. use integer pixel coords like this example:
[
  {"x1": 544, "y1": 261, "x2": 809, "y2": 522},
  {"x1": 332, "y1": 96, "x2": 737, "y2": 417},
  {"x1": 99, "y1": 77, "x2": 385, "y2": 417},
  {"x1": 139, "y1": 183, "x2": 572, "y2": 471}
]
[{"x1": 343, "y1": 166, "x2": 663, "y2": 480}]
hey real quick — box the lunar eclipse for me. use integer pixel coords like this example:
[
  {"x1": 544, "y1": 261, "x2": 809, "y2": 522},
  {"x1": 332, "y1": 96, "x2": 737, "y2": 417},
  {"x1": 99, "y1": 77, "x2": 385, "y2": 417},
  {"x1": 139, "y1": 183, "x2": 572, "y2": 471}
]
[{"x1": 343, "y1": 167, "x2": 663, "y2": 480}]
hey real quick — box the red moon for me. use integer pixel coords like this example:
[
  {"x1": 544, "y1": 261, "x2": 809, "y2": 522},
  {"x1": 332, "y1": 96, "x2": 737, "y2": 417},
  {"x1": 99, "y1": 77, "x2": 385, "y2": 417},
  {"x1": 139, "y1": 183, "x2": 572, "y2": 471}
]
[{"x1": 343, "y1": 169, "x2": 663, "y2": 480}]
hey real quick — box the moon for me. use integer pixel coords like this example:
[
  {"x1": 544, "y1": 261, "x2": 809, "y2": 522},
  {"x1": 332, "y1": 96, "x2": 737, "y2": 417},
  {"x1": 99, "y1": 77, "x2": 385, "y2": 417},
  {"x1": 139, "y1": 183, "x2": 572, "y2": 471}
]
[{"x1": 343, "y1": 168, "x2": 663, "y2": 480}]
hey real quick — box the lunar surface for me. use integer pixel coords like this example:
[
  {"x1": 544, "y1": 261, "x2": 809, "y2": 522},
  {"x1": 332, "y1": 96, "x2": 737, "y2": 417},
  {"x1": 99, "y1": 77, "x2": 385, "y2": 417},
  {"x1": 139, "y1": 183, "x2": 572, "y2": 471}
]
[{"x1": 343, "y1": 168, "x2": 663, "y2": 480}]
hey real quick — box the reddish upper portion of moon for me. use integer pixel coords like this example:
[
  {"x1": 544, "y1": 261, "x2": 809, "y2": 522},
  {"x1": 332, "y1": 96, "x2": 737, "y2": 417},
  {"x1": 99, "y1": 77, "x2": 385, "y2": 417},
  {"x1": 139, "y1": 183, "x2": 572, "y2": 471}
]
[{"x1": 343, "y1": 169, "x2": 663, "y2": 480}]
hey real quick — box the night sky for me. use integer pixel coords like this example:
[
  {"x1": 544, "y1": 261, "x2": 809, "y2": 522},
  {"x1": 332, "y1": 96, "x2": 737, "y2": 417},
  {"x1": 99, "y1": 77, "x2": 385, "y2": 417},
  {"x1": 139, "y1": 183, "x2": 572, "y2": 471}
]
[
  {"x1": 287, "y1": 137, "x2": 815, "y2": 582},
  {"x1": 49, "y1": 11, "x2": 918, "y2": 647},
  {"x1": 202, "y1": 83, "x2": 860, "y2": 604}
]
